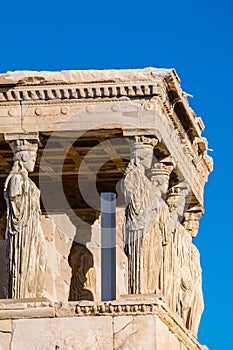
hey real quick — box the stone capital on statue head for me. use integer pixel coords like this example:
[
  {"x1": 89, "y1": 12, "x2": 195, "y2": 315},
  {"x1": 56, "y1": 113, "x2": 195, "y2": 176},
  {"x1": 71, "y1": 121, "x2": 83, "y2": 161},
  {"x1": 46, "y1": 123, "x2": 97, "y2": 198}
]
[
  {"x1": 131, "y1": 136, "x2": 158, "y2": 168},
  {"x1": 167, "y1": 182, "x2": 189, "y2": 198},
  {"x1": 9, "y1": 139, "x2": 38, "y2": 154},
  {"x1": 150, "y1": 161, "x2": 174, "y2": 177}
]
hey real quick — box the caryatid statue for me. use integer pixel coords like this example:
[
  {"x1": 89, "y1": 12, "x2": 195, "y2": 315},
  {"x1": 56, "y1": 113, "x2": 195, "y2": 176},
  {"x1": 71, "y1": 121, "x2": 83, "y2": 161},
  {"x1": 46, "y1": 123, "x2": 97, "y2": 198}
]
[
  {"x1": 142, "y1": 160, "x2": 174, "y2": 294},
  {"x1": 164, "y1": 184, "x2": 204, "y2": 334},
  {"x1": 149, "y1": 159, "x2": 174, "y2": 245},
  {"x1": 4, "y1": 139, "x2": 47, "y2": 298},
  {"x1": 122, "y1": 136, "x2": 158, "y2": 294},
  {"x1": 187, "y1": 244, "x2": 204, "y2": 335},
  {"x1": 163, "y1": 184, "x2": 189, "y2": 312}
]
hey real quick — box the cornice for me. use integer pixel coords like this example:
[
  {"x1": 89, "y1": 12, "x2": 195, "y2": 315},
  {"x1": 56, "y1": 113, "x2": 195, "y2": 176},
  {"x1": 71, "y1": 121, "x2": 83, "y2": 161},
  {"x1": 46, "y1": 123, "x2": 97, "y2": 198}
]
[
  {"x1": 0, "y1": 68, "x2": 202, "y2": 139},
  {"x1": 0, "y1": 78, "x2": 204, "y2": 143},
  {"x1": 0, "y1": 81, "x2": 160, "y2": 102}
]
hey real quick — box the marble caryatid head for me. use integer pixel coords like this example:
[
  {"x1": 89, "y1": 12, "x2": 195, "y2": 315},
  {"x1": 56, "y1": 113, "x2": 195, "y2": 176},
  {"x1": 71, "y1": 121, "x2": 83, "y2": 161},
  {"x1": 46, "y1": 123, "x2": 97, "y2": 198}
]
[
  {"x1": 182, "y1": 205, "x2": 204, "y2": 238},
  {"x1": 166, "y1": 183, "x2": 189, "y2": 220},
  {"x1": 150, "y1": 161, "x2": 174, "y2": 196},
  {"x1": 131, "y1": 136, "x2": 158, "y2": 169},
  {"x1": 10, "y1": 139, "x2": 38, "y2": 173}
]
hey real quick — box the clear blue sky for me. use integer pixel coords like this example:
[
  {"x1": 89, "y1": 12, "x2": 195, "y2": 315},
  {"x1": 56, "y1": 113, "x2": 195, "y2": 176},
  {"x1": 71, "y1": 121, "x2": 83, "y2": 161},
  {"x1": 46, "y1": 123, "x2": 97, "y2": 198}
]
[{"x1": 1, "y1": 1, "x2": 232, "y2": 349}]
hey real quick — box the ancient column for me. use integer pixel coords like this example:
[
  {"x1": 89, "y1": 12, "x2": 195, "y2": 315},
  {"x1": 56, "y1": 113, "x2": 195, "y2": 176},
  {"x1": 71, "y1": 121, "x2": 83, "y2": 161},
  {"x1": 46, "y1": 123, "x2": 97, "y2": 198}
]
[{"x1": 4, "y1": 134, "x2": 47, "y2": 299}]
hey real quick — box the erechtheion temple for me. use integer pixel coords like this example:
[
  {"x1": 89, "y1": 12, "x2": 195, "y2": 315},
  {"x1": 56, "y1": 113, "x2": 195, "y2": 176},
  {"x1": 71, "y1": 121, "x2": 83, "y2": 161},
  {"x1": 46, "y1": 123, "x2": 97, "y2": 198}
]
[{"x1": 0, "y1": 68, "x2": 213, "y2": 349}]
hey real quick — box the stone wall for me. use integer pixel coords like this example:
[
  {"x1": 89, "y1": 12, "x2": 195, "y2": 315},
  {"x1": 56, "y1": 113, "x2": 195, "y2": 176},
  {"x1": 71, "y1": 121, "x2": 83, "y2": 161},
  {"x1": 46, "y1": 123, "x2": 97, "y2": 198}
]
[
  {"x1": 41, "y1": 214, "x2": 75, "y2": 302},
  {"x1": 41, "y1": 210, "x2": 128, "y2": 302},
  {"x1": 0, "y1": 299, "x2": 208, "y2": 350}
]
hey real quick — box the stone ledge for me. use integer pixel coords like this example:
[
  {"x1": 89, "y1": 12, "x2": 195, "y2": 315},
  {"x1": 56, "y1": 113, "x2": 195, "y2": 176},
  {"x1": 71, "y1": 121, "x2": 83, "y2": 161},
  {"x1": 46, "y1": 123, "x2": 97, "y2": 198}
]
[
  {"x1": 0, "y1": 307, "x2": 55, "y2": 320},
  {"x1": 0, "y1": 298, "x2": 55, "y2": 319},
  {"x1": 0, "y1": 298, "x2": 208, "y2": 350},
  {"x1": 0, "y1": 68, "x2": 174, "y2": 85}
]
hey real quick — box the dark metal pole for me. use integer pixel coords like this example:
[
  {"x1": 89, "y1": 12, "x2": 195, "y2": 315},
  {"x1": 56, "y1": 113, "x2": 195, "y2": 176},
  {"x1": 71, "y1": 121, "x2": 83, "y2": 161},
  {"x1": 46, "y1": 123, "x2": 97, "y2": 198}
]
[{"x1": 101, "y1": 192, "x2": 116, "y2": 301}]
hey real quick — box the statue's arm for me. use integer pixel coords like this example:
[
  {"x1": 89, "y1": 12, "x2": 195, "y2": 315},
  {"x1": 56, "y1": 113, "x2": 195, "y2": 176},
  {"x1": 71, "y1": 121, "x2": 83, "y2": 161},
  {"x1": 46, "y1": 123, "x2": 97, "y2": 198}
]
[
  {"x1": 7, "y1": 174, "x2": 23, "y2": 217},
  {"x1": 123, "y1": 167, "x2": 143, "y2": 216},
  {"x1": 162, "y1": 210, "x2": 179, "y2": 244}
]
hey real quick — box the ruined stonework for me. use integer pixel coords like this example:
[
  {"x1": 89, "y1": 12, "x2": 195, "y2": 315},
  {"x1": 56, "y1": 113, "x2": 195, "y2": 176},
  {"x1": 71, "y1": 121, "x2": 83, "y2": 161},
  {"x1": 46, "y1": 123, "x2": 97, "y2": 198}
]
[{"x1": 0, "y1": 68, "x2": 213, "y2": 349}]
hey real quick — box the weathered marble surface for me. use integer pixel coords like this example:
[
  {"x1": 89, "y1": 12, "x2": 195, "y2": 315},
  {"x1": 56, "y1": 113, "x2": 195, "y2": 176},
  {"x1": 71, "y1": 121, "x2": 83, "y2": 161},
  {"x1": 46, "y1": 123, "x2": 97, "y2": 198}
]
[
  {"x1": 0, "y1": 67, "x2": 175, "y2": 85},
  {"x1": 0, "y1": 299, "x2": 208, "y2": 350},
  {"x1": 0, "y1": 333, "x2": 11, "y2": 350},
  {"x1": 41, "y1": 214, "x2": 74, "y2": 302},
  {"x1": 12, "y1": 316, "x2": 113, "y2": 350},
  {"x1": 0, "y1": 320, "x2": 12, "y2": 350}
]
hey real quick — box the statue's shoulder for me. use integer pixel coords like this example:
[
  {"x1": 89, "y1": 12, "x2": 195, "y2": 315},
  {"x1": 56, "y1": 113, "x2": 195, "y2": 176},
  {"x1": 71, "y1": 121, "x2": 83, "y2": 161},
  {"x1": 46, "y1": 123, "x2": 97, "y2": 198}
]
[
  {"x1": 8, "y1": 172, "x2": 22, "y2": 181},
  {"x1": 5, "y1": 172, "x2": 24, "y2": 198},
  {"x1": 124, "y1": 161, "x2": 137, "y2": 175}
]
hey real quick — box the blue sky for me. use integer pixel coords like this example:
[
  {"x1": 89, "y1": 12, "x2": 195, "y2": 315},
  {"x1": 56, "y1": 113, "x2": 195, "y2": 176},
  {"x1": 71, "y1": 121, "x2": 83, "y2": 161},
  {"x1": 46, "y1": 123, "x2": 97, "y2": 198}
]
[{"x1": 1, "y1": 1, "x2": 232, "y2": 348}]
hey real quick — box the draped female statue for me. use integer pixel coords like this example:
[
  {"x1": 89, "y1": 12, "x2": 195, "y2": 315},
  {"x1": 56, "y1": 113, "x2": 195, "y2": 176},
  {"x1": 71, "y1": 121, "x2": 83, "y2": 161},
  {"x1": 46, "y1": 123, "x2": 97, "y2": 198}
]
[
  {"x1": 187, "y1": 244, "x2": 204, "y2": 334},
  {"x1": 143, "y1": 160, "x2": 173, "y2": 294},
  {"x1": 4, "y1": 139, "x2": 46, "y2": 298},
  {"x1": 164, "y1": 184, "x2": 204, "y2": 334},
  {"x1": 163, "y1": 184, "x2": 188, "y2": 312},
  {"x1": 123, "y1": 137, "x2": 173, "y2": 295},
  {"x1": 122, "y1": 136, "x2": 157, "y2": 294}
]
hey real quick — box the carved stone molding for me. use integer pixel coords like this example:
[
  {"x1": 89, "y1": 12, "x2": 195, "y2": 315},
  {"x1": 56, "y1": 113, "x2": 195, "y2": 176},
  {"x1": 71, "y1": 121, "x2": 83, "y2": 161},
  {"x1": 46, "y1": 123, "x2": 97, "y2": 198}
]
[{"x1": 0, "y1": 83, "x2": 159, "y2": 103}]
